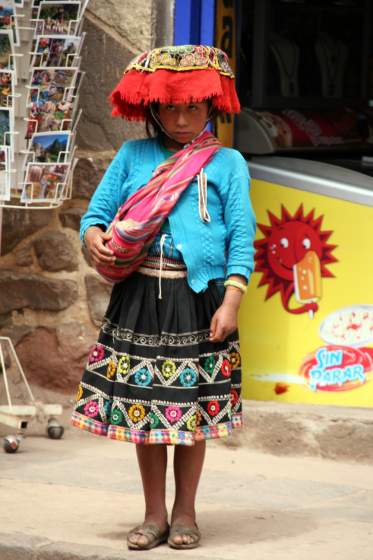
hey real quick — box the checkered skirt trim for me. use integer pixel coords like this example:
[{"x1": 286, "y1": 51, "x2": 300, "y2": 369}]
[{"x1": 71, "y1": 410, "x2": 242, "y2": 446}]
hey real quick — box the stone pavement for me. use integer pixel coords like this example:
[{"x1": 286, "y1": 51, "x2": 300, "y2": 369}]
[{"x1": 0, "y1": 403, "x2": 373, "y2": 560}]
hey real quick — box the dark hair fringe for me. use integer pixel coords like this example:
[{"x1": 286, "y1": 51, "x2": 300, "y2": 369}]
[{"x1": 144, "y1": 101, "x2": 222, "y2": 139}]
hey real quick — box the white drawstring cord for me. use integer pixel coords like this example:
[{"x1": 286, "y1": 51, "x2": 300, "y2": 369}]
[
  {"x1": 158, "y1": 233, "x2": 167, "y2": 299},
  {"x1": 197, "y1": 168, "x2": 211, "y2": 223}
]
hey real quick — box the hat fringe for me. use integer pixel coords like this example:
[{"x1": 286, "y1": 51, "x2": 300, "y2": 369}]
[{"x1": 110, "y1": 68, "x2": 240, "y2": 121}]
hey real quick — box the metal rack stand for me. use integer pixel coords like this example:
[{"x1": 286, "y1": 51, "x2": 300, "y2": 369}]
[{"x1": 0, "y1": 336, "x2": 64, "y2": 453}]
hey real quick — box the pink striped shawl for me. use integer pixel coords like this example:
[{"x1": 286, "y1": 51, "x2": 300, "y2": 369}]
[{"x1": 96, "y1": 131, "x2": 221, "y2": 282}]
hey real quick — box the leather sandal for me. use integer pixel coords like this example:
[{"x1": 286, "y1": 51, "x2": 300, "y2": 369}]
[
  {"x1": 127, "y1": 522, "x2": 170, "y2": 550},
  {"x1": 168, "y1": 523, "x2": 201, "y2": 549}
]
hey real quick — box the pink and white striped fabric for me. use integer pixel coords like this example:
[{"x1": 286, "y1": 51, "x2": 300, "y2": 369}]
[{"x1": 96, "y1": 131, "x2": 221, "y2": 283}]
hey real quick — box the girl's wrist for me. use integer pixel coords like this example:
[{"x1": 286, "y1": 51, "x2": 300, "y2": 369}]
[
  {"x1": 222, "y1": 287, "x2": 242, "y2": 311},
  {"x1": 84, "y1": 225, "x2": 105, "y2": 244}
]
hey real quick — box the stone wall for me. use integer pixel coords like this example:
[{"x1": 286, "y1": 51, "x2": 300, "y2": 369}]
[{"x1": 0, "y1": 1, "x2": 174, "y2": 396}]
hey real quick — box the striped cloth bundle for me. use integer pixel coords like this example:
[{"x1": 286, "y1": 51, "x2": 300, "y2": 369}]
[{"x1": 96, "y1": 131, "x2": 221, "y2": 283}]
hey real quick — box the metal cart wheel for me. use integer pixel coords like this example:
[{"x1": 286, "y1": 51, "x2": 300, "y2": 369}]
[
  {"x1": 47, "y1": 418, "x2": 64, "y2": 440},
  {"x1": 3, "y1": 435, "x2": 22, "y2": 454}
]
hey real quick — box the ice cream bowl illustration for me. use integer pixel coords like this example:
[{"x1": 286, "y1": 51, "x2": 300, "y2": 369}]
[
  {"x1": 299, "y1": 305, "x2": 373, "y2": 392},
  {"x1": 319, "y1": 305, "x2": 373, "y2": 349}
]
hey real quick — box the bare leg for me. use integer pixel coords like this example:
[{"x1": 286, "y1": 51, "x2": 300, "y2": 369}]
[
  {"x1": 171, "y1": 440, "x2": 206, "y2": 545},
  {"x1": 128, "y1": 444, "x2": 168, "y2": 547}
]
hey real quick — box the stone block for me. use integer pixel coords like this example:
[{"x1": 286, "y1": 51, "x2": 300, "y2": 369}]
[
  {"x1": 59, "y1": 207, "x2": 85, "y2": 231},
  {"x1": 0, "y1": 312, "x2": 11, "y2": 328},
  {"x1": 72, "y1": 155, "x2": 112, "y2": 200},
  {"x1": 85, "y1": 273, "x2": 112, "y2": 326},
  {"x1": 1, "y1": 208, "x2": 54, "y2": 255},
  {"x1": 77, "y1": 17, "x2": 146, "y2": 151},
  {"x1": 14, "y1": 245, "x2": 33, "y2": 267},
  {"x1": 15, "y1": 322, "x2": 97, "y2": 392},
  {"x1": 88, "y1": 0, "x2": 153, "y2": 52},
  {"x1": 0, "y1": 271, "x2": 78, "y2": 313},
  {"x1": 33, "y1": 231, "x2": 79, "y2": 272}
]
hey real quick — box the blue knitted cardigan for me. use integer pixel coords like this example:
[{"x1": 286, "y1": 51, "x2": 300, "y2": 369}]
[{"x1": 80, "y1": 137, "x2": 256, "y2": 293}]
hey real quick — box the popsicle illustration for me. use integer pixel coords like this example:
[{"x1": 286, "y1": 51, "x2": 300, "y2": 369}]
[{"x1": 293, "y1": 250, "x2": 322, "y2": 318}]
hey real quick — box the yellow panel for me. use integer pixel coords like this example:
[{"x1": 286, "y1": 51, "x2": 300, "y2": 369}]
[{"x1": 240, "y1": 178, "x2": 373, "y2": 408}]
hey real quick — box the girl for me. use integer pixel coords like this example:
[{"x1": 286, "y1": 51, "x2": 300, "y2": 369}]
[{"x1": 72, "y1": 45, "x2": 256, "y2": 551}]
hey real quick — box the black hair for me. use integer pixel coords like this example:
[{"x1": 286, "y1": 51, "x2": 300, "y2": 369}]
[{"x1": 145, "y1": 103, "x2": 161, "y2": 138}]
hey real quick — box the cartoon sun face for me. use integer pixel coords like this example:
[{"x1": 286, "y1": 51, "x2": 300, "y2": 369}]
[
  {"x1": 267, "y1": 221, "x2": 324, "y2": 281},
  {"x1": 255, "y1": 205, "x2": 337, "y2": 315}
]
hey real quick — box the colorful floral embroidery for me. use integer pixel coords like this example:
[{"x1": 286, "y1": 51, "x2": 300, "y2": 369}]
[
  {"x1": 118, "y1": 355, "x2": 131, "y2": 374},
  {"x1": 106, "y1": 359, "x2": 117, "y2": 379},
  {"x1": 207, "y1": 400, "x2": 220, "y2": 417},
  {"x1": 180, "y1": 368, "x2": 197, "y2": 387},
  {"x1": 135, "y1": 368, "x2": 152, "y2": 386},
  {"x1": 230, "y1": 389, "x2": 239, "y2": 406},
  {"x1": 221, "y1": 359, "x2": 231, "y2": 378},
  {"x1": 128, "y1": 404, "x2": 146, "y2": 423},
  {"x1": 88, "y1": 344, "x2": 105, "y2": 364},
  {"x1": 204, "y1": 355, "x2": 215, "y2": 374},
  {"x1": 186, "y1": 415, "x2": 197, "y2": 431},
  {"x1": 110, "y1": 409, "x2": 124, "y2": 425},
  {"x1": 103, "y1": 401, "x2": 111, "y2": 415},
  {"x1": 230, "y1": 351, "x2": 241, "y2": 369},
  {"x1": 76, "y1": 385, "x2": 83, "y2": 402},
  {"x1": 149, "y1": 412, "x2": 159, "y2": 429},
  {"x1": 129, "y1": 45, "x2": 235, "y2": 78},
  {"x1": 162, "y1": 359, "x2": 176, "y2": 378},
  {"x1": 84, "y1": 400, "x2": 99, "y2": 418},
  {"x1": 196, "y1": 410, "x2": 203, "y2": 426},
  {"x1": 165, "y1": 405, "x2": 182, "y2": 424}
]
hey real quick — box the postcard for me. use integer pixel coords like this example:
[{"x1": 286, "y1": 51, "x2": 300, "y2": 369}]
[
  {"x1": 21, "y1": 161, "x2": 70, "y2": 202},
  {"x1": 32, "y1": 35, "x2": 82, "y2": 67},
  {"x1": 0, "y1": 144, "x2": 10, "y2": 201},
  {"x1": 0, "y1": 69, "x2": 13, "y2": 108},
  {"x1": 0, "y1": 107, "x2": 10, "y2": 145},
  {"x1": 32, "y1": 0, "x2": 83, "y2": 20},
  {"x1": 29, "y1": 67, "x2": 78, "y2": 105},
  {"x1": 0, "y1": 30, "x2": 14, "y2": 70},
  {"x1": 36, "y1": 2, "x2": 81, "y2": 36},
  {"x1": 26, "y1": 97, "x2": 73, "y2": 138},
  {"x1": 28, "y1": 130, "x2": 71, "y2": 163},
  {"x1": 0, "y1": 1, "x2": 20, "y2": 46}
]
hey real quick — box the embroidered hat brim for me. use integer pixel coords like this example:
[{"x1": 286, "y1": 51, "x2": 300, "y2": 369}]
[{"x1": 110, "y1": 45, "x2": 240, "y2": 121}]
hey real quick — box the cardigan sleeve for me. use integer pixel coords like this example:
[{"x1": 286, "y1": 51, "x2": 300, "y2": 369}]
[
  {"x1": 79, "y1": 142, "x2": 131, "y2": 242},
  {"x1": 222, "y1": 154, "x2": 256, "y2": 282}
]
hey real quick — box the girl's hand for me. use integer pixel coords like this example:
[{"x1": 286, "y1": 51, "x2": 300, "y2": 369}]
[
  {"x1": 209, "y1": 277, "x2": 247, "y2": 342},
  {"x1": 84, "y1": 226, "x2": 116, "y2": 268},
  {"x1": 209, "y1": 303, "x2": 238, "y2": 342}
]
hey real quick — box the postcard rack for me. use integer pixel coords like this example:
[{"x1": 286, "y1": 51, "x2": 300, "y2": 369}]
[
  {"x1": 0, "y1": 1, "x2": 89, "y2": 453},
  {"x1": 0, "y1": 0, "x2": 89, "y2": 210}
]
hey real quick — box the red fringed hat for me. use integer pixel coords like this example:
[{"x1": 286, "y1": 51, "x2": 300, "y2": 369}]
[{"x1": 110, "y1": 45, "x2": 240, "y2": 121}]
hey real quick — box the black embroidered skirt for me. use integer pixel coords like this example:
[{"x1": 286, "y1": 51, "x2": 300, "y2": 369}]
[{"x1": 71, "y1": 257, "x2": 242, "y2": 446}]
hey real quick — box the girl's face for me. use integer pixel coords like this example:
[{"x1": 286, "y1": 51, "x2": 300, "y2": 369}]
[{"x1": 158, "y1": 101, "x2": 210, "y2": 146}]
